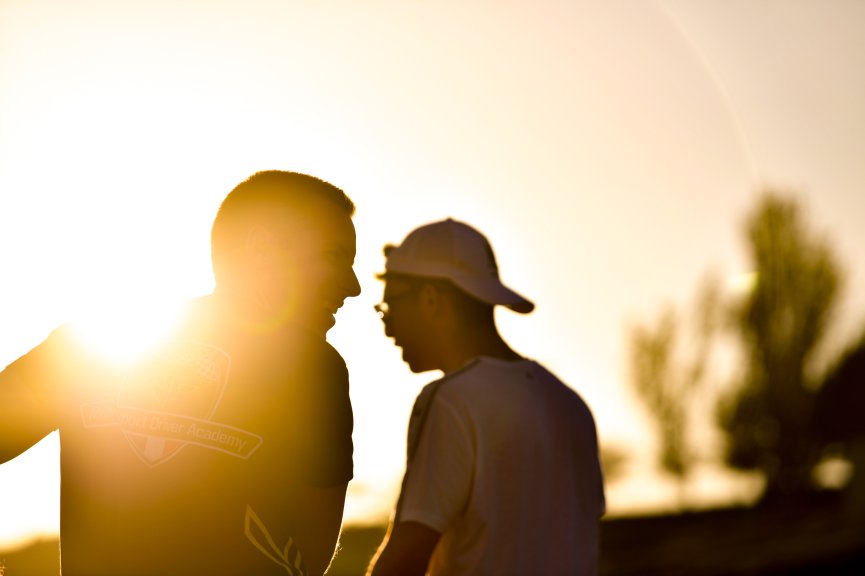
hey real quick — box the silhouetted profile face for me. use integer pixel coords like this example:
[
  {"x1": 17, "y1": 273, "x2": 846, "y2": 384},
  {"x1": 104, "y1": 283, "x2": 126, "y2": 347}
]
[
  {"x1": 262, "y1": 196, "x2": 360, "y2": 336},
  {"x1": 211, "y1": 171, "x2": 360, "y2": 336},
  {"x1": 378, "y1": 277, "x2": 438, "y2": 373}
]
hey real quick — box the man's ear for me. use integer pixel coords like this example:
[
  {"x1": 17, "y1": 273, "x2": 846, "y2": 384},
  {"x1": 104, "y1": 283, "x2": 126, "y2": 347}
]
[{"x1": 419, "y1": 283, "x2": 450, "y2": 322}]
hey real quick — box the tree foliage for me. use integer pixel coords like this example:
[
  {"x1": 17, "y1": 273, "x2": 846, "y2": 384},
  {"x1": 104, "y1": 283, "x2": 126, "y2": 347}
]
[
  {"x1": 717, "y1": 191, "x2": 842, "y2": 502},
  {"x1": 629, "y1": 275, "x2": 720, "y2": 502}
]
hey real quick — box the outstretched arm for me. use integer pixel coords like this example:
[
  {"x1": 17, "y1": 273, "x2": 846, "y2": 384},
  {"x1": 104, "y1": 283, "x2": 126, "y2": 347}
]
[
  {"x1": 366, "y1": 520, "x2": 440, "y2": 576},
  {"x1": 0, "y1": 359, "x2": 57, "y2": 463},
  {"x1": 0, "y1": 327, "x2": 73, "y2": 463}
]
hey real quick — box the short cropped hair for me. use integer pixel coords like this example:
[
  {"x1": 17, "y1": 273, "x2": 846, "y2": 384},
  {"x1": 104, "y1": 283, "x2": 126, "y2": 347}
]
[{"x1": 211, "y1": 170, "x2": 354, "y2": 285}]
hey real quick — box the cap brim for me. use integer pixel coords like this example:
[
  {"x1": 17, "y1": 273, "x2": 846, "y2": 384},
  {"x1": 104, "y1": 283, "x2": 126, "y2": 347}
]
[{"x1": 450, "y1": 274, "x2": 535, "y2": 314}]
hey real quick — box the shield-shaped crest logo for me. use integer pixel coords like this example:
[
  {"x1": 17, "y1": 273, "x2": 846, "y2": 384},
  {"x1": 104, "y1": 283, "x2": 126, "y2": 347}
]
[{"x1": 116, "y1": 341, "x2": 231, "y2": 466}]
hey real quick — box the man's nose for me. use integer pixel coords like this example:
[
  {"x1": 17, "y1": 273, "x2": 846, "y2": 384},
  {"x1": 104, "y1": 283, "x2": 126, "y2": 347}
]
[{"x1": 345, "y1": 268, "x2": 361, "y2": 298}]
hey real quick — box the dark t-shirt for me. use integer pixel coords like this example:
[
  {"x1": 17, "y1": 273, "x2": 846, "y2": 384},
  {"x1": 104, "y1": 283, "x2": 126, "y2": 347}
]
[{"x1": 1, "y1": 296, "x2": 353, "y2": 575}]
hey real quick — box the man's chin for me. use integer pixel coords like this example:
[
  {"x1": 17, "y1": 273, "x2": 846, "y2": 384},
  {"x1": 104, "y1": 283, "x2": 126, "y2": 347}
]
[
  {"x1": 316, "y1": 312, "x2": 337, "y2": 335},
  {"x1": 287, "y1": 310, "x2": 335, "y2": 338},
  {"x1": 402, "y1": 351, "x2": 433, "y2": 374}
]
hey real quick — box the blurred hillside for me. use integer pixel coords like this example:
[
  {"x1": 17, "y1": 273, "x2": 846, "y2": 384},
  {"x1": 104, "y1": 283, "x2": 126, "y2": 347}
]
[
  {"x1": 597, "y1": 491, "x2": 864, "y2": 576},
  {"x1": 2, "y1": 491, "x2": 862, "y2": 576}
]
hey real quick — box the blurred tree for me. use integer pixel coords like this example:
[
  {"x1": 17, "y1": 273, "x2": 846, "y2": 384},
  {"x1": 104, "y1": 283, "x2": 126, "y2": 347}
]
[
  {"x1": 717, "y1": 191, "x2": 842, "y2": 504},
  {"x1": 629, "y1": 275, "x2": 720, "y2": 506}
]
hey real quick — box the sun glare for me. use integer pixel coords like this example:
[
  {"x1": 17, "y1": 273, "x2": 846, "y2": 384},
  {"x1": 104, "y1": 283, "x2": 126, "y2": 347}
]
[
  {"x1": 726, "y1": 271, "x2": 757, "y2": 296},
  {"x1": 69, "y1": 298, "x2": 185, "y2": 365}
]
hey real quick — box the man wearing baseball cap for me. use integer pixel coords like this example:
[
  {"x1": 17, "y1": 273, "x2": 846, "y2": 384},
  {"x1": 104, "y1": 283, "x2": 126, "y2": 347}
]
[{"x1": 366, "y1": 218, "x2": 605, "y2": 576}]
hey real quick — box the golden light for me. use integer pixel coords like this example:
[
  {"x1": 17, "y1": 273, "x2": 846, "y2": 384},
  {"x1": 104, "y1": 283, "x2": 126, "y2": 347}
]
[
  {"x1": 726, "y1": 271, "x2": 758, "y2": 296},
  {"x1": 68, "y1": 296, "x2": 186, "y2": 365},
  {"x1": 2, "y1": 0, "x2": 863, "y2": 562}
]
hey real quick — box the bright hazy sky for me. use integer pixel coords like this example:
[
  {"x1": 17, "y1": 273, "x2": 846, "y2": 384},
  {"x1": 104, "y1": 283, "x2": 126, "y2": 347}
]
[{"x1": 1, "y1": 0, "x2": 864, "y2": 548}]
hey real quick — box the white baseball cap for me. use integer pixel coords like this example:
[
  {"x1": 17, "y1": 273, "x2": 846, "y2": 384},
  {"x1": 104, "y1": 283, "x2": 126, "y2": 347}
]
[{"x1": 380, "y1": 218, "x2": 534, "y2": 314}]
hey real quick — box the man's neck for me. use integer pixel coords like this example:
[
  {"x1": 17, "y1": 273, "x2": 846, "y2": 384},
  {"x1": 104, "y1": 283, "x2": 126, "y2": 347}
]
[{"x1": 440, "y1": 330, "x2": 521, "y2": 374}]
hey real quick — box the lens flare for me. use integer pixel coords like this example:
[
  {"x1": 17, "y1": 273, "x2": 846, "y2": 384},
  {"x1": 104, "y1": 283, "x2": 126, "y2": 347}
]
[{"x1": 69, "y1": 298, "x2": 185, "y2": 365}]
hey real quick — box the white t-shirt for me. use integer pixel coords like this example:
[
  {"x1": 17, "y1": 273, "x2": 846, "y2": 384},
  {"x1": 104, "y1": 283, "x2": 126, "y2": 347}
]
[{"x1": 396, "y1": 357, "x2": 605, "y2": 576}]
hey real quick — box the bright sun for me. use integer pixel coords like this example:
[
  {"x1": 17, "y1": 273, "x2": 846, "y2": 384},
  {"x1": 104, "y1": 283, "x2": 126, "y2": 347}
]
[{"x1": 68, "y1": 296, "x2": 186, "y2": 365}]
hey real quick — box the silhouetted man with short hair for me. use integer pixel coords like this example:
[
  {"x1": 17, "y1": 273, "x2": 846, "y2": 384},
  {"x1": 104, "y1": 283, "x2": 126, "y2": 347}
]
[
  {"x1": 0, "y1": 170, "x2": 360, "y2": 575},
  {"x1": 367, "y1": 218, "x2": 605, "y2": 576}
]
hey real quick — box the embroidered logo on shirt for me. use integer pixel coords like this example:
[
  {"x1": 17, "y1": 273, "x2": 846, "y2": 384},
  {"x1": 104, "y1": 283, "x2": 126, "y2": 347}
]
[{"x1": 80, "y1": 340, "x2": 262, "y2": 466}]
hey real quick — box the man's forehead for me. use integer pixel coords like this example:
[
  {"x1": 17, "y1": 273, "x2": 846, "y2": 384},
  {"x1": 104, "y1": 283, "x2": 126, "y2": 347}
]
[{"x1": 272, "y1": 199, "x2": 354, "y2": 241}]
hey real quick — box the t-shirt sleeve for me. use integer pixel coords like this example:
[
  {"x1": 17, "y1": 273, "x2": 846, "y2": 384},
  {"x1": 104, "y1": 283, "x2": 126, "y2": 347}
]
[
  {"x1": 0, "y1": 327, "x2": 69, "y2": 461},
  {"x1": 396, "y1": 389, "x2": 473, "y2": 533},
  {"x1": 300, "y1": 343, "x2": 354, "y2": 487}
]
